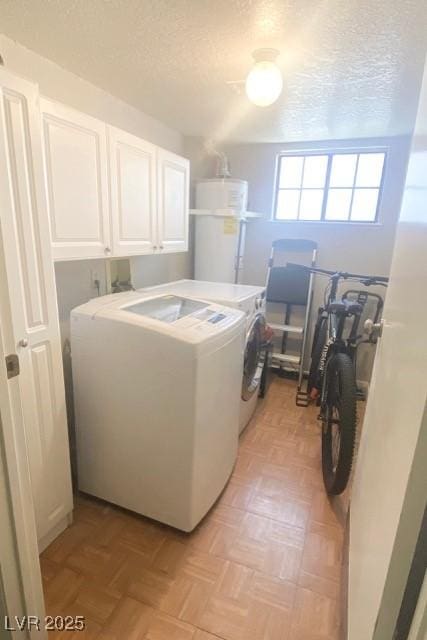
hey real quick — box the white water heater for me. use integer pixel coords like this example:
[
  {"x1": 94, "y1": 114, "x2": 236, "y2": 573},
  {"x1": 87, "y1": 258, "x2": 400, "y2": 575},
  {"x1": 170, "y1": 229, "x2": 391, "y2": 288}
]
[
  {"x1": 193, "y1": 178, "x2": 249, "y2": 284},
  {"x1": 194, "y1": 215, "x2": 246, "y2": 283},
  {"x1": 196, "y1": 178, "x2": 248, "y2": 214}
]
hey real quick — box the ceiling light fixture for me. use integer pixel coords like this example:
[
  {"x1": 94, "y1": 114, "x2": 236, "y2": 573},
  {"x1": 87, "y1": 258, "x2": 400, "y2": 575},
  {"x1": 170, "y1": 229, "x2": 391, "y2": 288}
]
[{"x1": 245, "y1": 48, "x2": 283, "y2": 107}]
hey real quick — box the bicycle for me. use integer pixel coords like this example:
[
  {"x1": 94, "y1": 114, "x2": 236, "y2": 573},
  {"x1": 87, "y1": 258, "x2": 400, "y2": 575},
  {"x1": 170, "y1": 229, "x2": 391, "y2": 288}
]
[{"x1": 290, "y1": 263, "x2": 388, "y2": 495}]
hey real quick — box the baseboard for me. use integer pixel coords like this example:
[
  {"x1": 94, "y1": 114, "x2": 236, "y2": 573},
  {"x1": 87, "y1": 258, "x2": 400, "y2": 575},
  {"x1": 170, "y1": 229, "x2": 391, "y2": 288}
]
[{"x1": 38, "y1": 513, "x2": 71, "y2": 554}]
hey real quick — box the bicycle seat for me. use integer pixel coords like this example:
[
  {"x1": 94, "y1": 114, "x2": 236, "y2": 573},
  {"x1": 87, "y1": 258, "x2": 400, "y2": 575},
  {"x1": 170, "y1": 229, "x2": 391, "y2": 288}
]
[{"x1": 328, "y1": 299, "x2": 363, "y2": 316}]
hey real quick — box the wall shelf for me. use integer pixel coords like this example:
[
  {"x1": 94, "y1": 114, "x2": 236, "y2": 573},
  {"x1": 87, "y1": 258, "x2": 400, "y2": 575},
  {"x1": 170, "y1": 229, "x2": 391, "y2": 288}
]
[{"x1": 190, "y1": 208, "x2": 263, "y2": 219}]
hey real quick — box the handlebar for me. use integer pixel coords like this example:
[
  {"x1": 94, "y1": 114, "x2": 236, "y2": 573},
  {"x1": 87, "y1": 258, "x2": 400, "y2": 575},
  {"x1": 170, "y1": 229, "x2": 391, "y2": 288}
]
[{"x1": 286, "y1": 262, "x2": 389, "y2": 285}]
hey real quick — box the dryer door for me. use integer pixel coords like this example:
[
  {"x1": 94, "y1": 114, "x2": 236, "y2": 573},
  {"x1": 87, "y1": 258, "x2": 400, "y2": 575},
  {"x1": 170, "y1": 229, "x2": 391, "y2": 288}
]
[{"x1": 242, "y1": 313, "x2": 266, "y2": 401}]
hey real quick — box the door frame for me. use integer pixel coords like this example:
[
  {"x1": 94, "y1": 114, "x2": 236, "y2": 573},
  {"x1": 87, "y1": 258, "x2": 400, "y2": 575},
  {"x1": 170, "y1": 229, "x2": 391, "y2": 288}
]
[
  {"x1": 408, "y1": 573, "x2": 427, "y2": 640},
  {"x1": 374, "y1": 402, "x2": 427, "y2": 638}
]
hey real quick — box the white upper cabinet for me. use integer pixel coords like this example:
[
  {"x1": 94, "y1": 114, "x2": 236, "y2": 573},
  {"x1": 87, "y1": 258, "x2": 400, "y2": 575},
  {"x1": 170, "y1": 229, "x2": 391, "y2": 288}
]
[
  {"x1": 157, "y1": 148, "x2": 190, "y2": 254},
  {"x1": 108, "y1": 126, "x2": 157, "y2": 256},
  {"x1": 41, "y1": 99, "x2": 189, "y2": 260},
  {"x1": 41, "y1": 99, "x2": 111, "y2": 260}
]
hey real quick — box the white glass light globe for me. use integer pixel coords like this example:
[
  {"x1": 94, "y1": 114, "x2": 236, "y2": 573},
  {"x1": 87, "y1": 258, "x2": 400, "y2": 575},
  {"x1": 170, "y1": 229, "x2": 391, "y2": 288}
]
[{"x1": 245, "y1": 60, "x2": 283, "y2": 107}]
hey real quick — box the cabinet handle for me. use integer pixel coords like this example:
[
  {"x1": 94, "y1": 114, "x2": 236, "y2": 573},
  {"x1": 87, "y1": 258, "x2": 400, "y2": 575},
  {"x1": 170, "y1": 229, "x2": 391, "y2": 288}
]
[
  {"x1": 18, "y1": 338, "x2": 28, "y2": 348},
  {"x1": 160, "y1": 245, "x2": 164, "y2": 250},
  {"x1": 104, "y1": 246, "x2": 111, "y2": 254},
  {"x1": 153, "y1": 245, "x2": 158, "y2": 250}
]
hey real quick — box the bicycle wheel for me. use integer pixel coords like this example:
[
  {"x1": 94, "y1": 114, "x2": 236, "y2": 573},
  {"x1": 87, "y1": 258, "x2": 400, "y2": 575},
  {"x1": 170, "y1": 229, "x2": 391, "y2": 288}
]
[
  {"x1": 322, "y1": 353, "x2": 357, "y2": 495},
  {"x1": 307, "y1": 316, "x2": 327, "y2": 394}
]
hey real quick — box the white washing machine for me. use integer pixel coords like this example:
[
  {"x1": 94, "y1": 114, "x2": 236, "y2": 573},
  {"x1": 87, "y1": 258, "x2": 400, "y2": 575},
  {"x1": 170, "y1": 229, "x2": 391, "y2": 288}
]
[
  {"x1": 141, "y1": 280, "x2": 267, "y2": 432},
  {"x1": 71, "y1": 292, "x2": 246, "y2": 531}
]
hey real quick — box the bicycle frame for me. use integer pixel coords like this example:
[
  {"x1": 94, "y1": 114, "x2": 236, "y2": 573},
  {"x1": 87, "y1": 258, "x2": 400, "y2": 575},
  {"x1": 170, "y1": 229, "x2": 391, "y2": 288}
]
[
  {"x1": 315, "y1": 273, "x2": 387, "y2": 409},
  {"x1": 319, "y1": 283, "x2": 350, "y2": 407},
  {"x1": 288, "y1": 262, "x2": 388, "y2": 406}
]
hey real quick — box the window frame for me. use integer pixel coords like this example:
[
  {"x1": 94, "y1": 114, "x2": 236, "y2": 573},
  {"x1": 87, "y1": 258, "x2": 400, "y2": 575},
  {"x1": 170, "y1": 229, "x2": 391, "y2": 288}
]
[{"x1": 272, "y1": 147, "x2": 387, "y2": 224}]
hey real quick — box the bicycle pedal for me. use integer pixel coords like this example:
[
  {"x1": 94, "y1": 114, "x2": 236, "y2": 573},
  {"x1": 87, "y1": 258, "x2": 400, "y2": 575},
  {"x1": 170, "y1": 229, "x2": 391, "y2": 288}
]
[{"x1": 295, "y1": 391, "x2": 309, "y2": 407}]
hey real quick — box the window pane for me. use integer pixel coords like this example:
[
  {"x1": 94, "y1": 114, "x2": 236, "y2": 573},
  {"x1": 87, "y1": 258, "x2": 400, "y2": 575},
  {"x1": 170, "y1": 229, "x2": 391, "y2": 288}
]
[
  {"x1": 330, "y1": 154, "x2": 357, "y2": 187},
  {"x1": 303, "y1": 155, "x2": 328, "y2": 188},
  {"x1": 351, "y1": 188, "x2": 379, "y2": 221},
  {"x1": 325, "y1": 188, "x2": 352, "y2": 220},
  {"x1": 356, "y1": 153, "x2": 385, "y2": 187},
  {"x1": 279, "y1": 156, "x2": 303, "y2": 188},
  {"x1": 276, "y1": 189, "x2": 300, "y2": 219},
  {"x1": 299, "y1": 189, "x2": 323, "y2": 220}
]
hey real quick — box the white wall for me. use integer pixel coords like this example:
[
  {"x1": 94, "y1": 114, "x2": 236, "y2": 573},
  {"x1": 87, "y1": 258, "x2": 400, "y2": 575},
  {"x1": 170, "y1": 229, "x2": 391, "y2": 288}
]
[
  {"x1": 54, "y1": 253, "x2": 193, "y2": 344},
  {"x1": 185, "y1": 135, "x2": 410, "y2": 278},
  {"x1": 0, "y1": 34, "x2": 182, "y2": 152},
  {"x1": 0, "y1": 34, "x2": 192, "y2": 345},
  {"x1": 184, "y1": 134, "x2": 411, "y2": 381}
]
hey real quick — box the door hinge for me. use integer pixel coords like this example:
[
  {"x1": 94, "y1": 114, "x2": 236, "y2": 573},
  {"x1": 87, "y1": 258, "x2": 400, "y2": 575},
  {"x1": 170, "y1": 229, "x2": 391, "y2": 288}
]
[{"x1": 5, "y1": 354, "x2": 20, "y2": 379}]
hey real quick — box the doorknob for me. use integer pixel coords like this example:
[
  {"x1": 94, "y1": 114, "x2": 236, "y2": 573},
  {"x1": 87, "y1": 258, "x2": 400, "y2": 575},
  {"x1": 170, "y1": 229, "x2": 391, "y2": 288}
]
[
  {"x1": 18, "y1": 338, "x2": 28, "y2": 348},
  {"x1": 364, "y1": 318, "x2": 384, "y2": 340}
]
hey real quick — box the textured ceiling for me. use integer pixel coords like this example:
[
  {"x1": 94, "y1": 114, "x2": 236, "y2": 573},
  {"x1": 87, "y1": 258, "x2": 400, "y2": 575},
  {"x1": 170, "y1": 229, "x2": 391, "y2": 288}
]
[{"x1": 0, "y1": 0, "x2": 426, "y2": 143}]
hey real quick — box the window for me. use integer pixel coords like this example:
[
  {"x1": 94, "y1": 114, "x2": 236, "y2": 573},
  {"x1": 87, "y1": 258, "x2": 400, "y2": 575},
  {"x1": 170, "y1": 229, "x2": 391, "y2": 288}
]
[{"x1": 274, "y1": 151, "x2": 385, "y2": 222}]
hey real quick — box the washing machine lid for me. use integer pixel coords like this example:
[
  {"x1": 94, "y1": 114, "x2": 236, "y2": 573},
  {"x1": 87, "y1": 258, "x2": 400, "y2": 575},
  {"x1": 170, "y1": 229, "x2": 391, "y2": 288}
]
[
  {"x1": 72, "y1": 292, "x2": 246, "y2": 349},
  {"x1": 141, "y1": 279, "x2": 265, "y2": 309},
  {"x1": 125, "y1": 295, "x2": 209, "y2": 324}
]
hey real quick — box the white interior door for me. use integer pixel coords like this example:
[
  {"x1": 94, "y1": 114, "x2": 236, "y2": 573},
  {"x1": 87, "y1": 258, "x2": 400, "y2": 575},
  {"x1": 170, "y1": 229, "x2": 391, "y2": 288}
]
[
  {"x1": 157, "y1": 148, "x2": 189, "y2": 253},
  {"x1": 41, "y1": 98, "x2": 111, "y2": 260},
  {"x1": 0, "y1": 325, "x2": 46, "y2": 640},
  {"x1": 348, "y1": 60, "x2": 427, "y2": 639},
  {"x1": 0, "y1": 70, "x2": 73, "y2": 549},
  {"x1": 108, "y1": 126, "x2": 157, "y2": 256}
]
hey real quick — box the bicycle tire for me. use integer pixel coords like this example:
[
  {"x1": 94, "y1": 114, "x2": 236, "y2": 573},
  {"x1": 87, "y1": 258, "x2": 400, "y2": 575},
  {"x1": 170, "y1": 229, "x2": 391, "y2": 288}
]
[
  {"x1": 307, "y1": 316, "x2": 327, "y2": 393},
  {"x1": 322, "y1": 353, "x2": 357, "y2": 495}
]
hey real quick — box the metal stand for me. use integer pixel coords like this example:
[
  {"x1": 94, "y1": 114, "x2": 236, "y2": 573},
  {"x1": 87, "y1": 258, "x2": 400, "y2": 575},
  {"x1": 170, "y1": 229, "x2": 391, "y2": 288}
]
[{"x1": 265, "y1": 239, "x2": 317, "y2": 406}]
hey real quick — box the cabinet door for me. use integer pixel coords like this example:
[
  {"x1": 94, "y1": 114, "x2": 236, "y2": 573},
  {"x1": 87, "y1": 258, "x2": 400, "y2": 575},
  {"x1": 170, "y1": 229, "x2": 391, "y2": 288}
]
[
  {"x1": 108, "y1": 126, "x2": 157, "y2": 256},
  {"x1": 157, "y1": 148, "x2": 189, "y2": 253},
  {"x1": 0, "y1": 70, "x2": 73, "y2": 547},
  {"x1": 41, "y1": 99, "x2": 111, "y2": 260}
]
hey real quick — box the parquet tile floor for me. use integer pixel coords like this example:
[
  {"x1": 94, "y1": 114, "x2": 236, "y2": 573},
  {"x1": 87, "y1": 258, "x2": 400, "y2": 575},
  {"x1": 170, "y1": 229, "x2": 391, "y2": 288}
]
[{"x1": 41, "y1": 376, "x2": 347, "y2": 639}]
